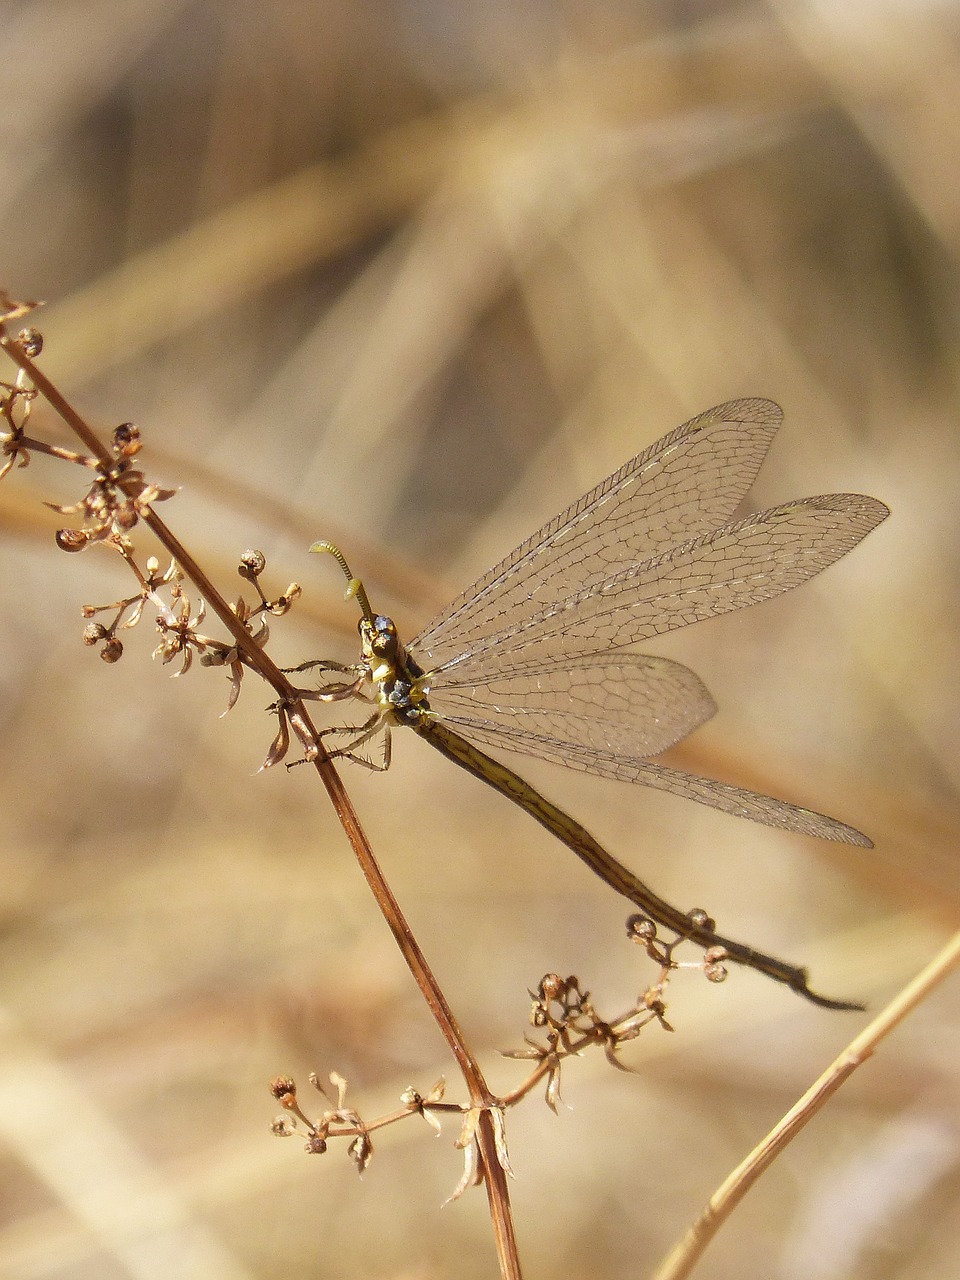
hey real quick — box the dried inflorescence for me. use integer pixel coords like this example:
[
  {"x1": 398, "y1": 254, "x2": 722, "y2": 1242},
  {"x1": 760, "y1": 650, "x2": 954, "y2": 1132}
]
[
  {"x1": 496, "y1": 922, "x2": 729, "y2": 1116},
  {"x1": 0, "y1": 297, "x2": 306, "y2": 726},
  {"x1": 270, "y1": 925, "x2": 718, "y2": 1198},
  {"x1": 271, "y1": 1071, "x2": 384, "y2": 1173},
  {"x1": 49, "y1": 422, "x2": 177, "y2": 554},
  {"x1": 627, "y1": 908, "x2": 729, "y2": 989},
  {"x1": 268, "y1": 1068, "x2": 492, "y2": 1199}
]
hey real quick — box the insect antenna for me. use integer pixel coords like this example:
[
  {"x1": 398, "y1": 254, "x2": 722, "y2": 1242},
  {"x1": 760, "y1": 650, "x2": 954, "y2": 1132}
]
[{"x1": 309, "y1": 539, "x2": 376, "y2": 625}]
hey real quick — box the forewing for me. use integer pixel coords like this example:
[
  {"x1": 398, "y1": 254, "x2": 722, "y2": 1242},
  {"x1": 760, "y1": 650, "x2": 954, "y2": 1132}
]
[
  {"x1": 414, "y1": 398, "x2": 783, "y2": 669},
  {"x1": 423, "y1": 652, "x2": 717, "y2": 761},
  {"x1": 424, "y1": 494, "x2": 889, "y2": 677},
  {"x1": 440, "y1": 719, "x2": 871, "y2": 846}
]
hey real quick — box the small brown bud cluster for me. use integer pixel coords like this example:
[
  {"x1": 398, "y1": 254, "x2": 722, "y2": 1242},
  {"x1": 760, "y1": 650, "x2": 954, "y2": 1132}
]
[
  {"x1": 703, "y1": 945, "x2": 729, "y2": 984},
  {"x1": 269, "y1": 1071, "x2": 375, "y2": 1173},
  {"x1": 49, "y1": 433, "x2": 175, "y2": 552},
  {"x1": 81, "y1": 622, "x2": 124, "y2": 663},
  {"x1": 627, "y1": 908, "x2": 730, "y2": 992}
]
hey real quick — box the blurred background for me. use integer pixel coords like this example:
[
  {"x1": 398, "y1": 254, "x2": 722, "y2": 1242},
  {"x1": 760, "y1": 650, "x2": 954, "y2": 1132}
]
[{"x1": 1, "y1": 1, "x2": 958, "y2": 1277}]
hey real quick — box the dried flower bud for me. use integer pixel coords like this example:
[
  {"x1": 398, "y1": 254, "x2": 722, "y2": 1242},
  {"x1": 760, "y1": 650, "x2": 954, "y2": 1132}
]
[
  {"x1": 82, "y1": 622, "x2": 108, "y2": 645},
  {"x1": 626, "y1": 914, "x2": 656, "y2": 942},
  {"x1": 239, "y1": 550, "x2": 266, "y2": 578},
  {"x1": 56, "y1": 528, "x2": 89, "y2": 552},
  {"x1": 113, "y1": 423, "x2": 141, "y2": 457},
  {"x1": 267, "y1": 583, "x2": 303, "y2": 615},
  {"x1": 348, "y1": 1132, "x2": 372, "y2": 1173},
  {"x1": 304, "y1": 1133, "x2": 328, "y2": 1155},
  {"x1": 270, "y1": 1076, "x2": 297, "y2": 1102},
  {"x1": 703, "y1": 946, "x2": 729, "y2": 964},
  {"x1": 18, "y1": 328, "x2": 43, "y2": 357},
  {"x1": 686, "y1": 908, "x2": 715, "y2": 932},
  {"x1": 539, "y1": 973, "x2": 566, "y2": 1002},
  {"x1": 100, "y1": 637, "x2": 123, "y2": 663},
  {"x1": 704, "y1": 960, "x2": 728, "y2": 984}
]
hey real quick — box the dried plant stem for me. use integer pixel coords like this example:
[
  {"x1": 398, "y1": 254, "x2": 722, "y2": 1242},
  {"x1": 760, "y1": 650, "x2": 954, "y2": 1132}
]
[
  {"x1": 0, "y1": 325, "x2": 524, "y2": 1280},
  {"x1": 653, "y1": 928, "x2": 960, "y2": 1280},
  {"x1": 312, "y1": 753, "x2": 521, "y2": 1278}
]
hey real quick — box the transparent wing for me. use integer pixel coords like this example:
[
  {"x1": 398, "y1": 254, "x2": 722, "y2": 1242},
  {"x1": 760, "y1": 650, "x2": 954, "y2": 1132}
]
[
  {"x1": 430, "y1": 716, "x2": 871, "y2": 846},
  {"x1": 399, "y1": 402, "x2": 886, "y2": 849},
  {"x1": 422, "y1": 494, "x2": 889, "y2": 680},
  {"x1": 422, "y1": 652, "x2": 718, "y2": 761},
  {"x1": 414, "y1": 398, "x2": 784, "y2": 669}
]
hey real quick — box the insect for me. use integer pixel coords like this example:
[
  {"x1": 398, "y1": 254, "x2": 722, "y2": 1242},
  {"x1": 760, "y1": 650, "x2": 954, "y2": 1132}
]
[{"x1": 303, "y1": 399, "x2": 889, "y2": 1009}]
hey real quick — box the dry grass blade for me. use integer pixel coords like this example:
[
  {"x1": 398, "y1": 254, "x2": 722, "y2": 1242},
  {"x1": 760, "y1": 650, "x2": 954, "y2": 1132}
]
[{"x1": 654, "y1": 929, "x2": 960, "y2": 1280}]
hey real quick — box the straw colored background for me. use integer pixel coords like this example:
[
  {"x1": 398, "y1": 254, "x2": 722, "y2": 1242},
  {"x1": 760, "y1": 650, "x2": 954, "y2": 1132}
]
[{"x1": 1, "y1": 3, "x2": 958, "y2": 1278}]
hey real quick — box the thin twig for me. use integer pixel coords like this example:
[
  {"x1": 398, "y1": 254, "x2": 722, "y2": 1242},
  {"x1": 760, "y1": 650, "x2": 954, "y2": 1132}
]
[
  {"x1": 653, "y1": 928, "x2": 960, "y2": 1280},
  {"x1": 0, "y1": 320, "x2": 524, "y2": 1280}
]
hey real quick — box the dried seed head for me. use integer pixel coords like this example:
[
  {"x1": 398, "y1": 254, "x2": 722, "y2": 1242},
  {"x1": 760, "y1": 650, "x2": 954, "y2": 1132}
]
[
  {"x1": 112, "y1": 423, "x2": 141, "y2": 457},
  {"x1": 17, "y1": 328, "x2": 43, "y2": 358},
  {"x1": 239, "y1": 549, "x2": 266, "y2": 578},
  {"x1": 686, "y1": 908, "x2": 715, "y2": 932},
  {"x1": 703, "y1": 946, "x2": 729, "y2": 964},
  {"x1": 304, "y1": 1133, "x2": 328, "y2": 1155},
  {"x1": 626, "y1": 914, "x2": 657, "y2": 942},
  {"x1": 539, "y1": 973, "x2": 566, "y2": 1002},
  {"x1": 99, "y1": 637, "x2": 123, "y2": 663},
  {"x1": 704, "y1": 960, "x2": 729, "y2": 984},
  {"x1": 56, "y1": 527, "x2": 89, "y2": 552},
  {"x1": 82, "y1": 622, "x2": 109, "y2": 645},
  {"x1": 270, "y1": 1076, "x2": 297, "y2": 1102},
  {"x1": 114, "y1": 503, "x2": 139, "y2": 531}
]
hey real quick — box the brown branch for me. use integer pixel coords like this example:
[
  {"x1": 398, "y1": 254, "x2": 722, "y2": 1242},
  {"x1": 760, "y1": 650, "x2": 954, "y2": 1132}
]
[{"x1": 478, "y1": 1111, "x2": 523, "y2": 1280}]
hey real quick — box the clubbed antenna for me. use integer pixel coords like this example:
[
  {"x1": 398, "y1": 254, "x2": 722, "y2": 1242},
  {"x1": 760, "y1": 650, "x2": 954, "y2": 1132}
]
[{"x1": 309, "y1": 539, "x2": 375, "y2": 624}]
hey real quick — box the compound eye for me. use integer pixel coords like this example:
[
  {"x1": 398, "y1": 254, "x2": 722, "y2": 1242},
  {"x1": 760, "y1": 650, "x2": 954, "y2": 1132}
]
[{"x1": 367, "y1": 616, "x2": 398, "y2": 658}]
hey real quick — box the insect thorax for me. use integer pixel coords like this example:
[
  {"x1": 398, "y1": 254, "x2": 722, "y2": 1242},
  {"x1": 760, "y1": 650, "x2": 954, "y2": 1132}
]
[{"x1": 359, "y1": 613, "x2": 430, "y2": 724}]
